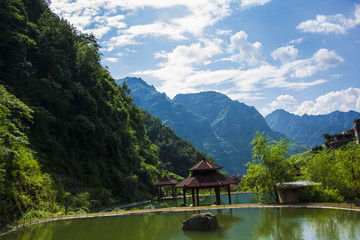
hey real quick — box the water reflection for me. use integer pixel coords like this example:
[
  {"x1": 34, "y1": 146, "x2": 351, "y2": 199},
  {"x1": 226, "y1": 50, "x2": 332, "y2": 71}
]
[
  {"x1": 252, "y1": 208, "x2": 304, "y2": 240},
  {"x1": 251, "y1": 208, "x2": 360, "y2": 240},
  {"x1": 1, "y1": 208, "x2": 359, "y2": 240},
  {"x1": 303, "y1": 209, "x2": 360, "y2": 240}
]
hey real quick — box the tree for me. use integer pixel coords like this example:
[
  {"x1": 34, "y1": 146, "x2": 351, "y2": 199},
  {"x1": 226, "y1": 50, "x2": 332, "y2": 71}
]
[
  {"x1": 301, "y1": 143, "x2": 360, "y2": 201},
  {"x1": 243, "y1": 132, "x2": 294, "y2": 203},
  {"x1": 0, "y1": 85, "x2": 56, "y2": 227}
]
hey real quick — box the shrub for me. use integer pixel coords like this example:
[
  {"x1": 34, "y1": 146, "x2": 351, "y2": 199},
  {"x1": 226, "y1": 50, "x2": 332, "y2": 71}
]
[
  {"x1": 144, "y1": 204, "x2": 154, "y2": 209},
  {"x1": 300, "y1": 185, "x2": 343, "y2": 203},
  {"x1": 161, "y1": 203, "x2": 169, "y2": 208}
]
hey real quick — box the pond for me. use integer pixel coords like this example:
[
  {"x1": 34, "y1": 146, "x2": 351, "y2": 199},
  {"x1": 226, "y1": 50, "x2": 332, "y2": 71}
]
[{"x1": 2, "y1": 208, "x2": 359, "y2": 240}]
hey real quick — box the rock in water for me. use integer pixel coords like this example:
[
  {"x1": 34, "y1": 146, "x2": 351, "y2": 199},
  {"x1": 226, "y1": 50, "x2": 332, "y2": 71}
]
[{"x1": 182, "y1": 213, "x2": 219, "y2": 231}]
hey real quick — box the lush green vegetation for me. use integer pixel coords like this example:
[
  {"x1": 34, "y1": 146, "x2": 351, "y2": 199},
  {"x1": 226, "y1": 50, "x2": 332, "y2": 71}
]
[
  {"x1": 242, "y1": 132, "x2": 360, "y2": 203},
  {"x1": 299, "y1": 142, "x2": 360, "y2": 202},
  {"x1": 242, "y1": 132, "x2": 294, "y2": 202},
  {"x1": 0, "y1": 0, "x2": 211, "y2": 230},
  {"x1": 0, "y1": 86, "x2": 57, "y2": 227},
  {"x1": 1, "y1": 0, "x2": 160, "y2": 203}
]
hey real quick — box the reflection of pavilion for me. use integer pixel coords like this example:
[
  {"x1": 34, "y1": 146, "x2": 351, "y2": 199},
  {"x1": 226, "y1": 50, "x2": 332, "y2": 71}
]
[{"x1": 175, "y1": 160, "x2": 236, "y2": 206}]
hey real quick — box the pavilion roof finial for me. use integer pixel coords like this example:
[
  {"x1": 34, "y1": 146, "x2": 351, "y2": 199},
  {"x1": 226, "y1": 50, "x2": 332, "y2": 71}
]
[{"x1": 188, "y1": 159, "x2": 222, "y2": 172}]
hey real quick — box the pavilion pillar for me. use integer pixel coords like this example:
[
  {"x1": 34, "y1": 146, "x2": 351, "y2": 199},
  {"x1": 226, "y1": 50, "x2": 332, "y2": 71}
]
[
  {"x1": 183, "y1": 188, "x2": 186, "y2": 206},
  {"x1": 215, "y1": 187, "x2": 221, "y2": 205},
  {"x1": 196, "y1": 188, "x2": 200, "y2": 206},
  {"x1": 227, "y1": 185, "x2": 231, "y2": 205},
  {"x1": 191, "y1": 189, "x2": 195, "y2": 206}
]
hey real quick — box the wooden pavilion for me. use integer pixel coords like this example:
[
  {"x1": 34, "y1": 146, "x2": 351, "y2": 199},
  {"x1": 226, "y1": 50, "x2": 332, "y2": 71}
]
[
  {"x1": 154, "y1": 175, "x2": 177, "y2": 199},
  {"x1": 175, "y1": 160, "x2": 236, "y2": 206}
]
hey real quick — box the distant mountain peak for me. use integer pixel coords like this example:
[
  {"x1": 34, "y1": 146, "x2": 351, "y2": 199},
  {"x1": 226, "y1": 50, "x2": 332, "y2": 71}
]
[
  {"x1": 120, "y1": 77, "x2": 157, "y2": 91},
  {"x1": 121, "y1": 77, "x2": 307, "y2": 174},
  {"x1": 265, "y1": 109, "x2": 360, "y2": 147}
]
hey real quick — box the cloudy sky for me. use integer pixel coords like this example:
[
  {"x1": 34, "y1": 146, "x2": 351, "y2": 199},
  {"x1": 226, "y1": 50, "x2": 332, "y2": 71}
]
[{"x1": 50, "y1": 0, "x2": 360, "y2": 116}]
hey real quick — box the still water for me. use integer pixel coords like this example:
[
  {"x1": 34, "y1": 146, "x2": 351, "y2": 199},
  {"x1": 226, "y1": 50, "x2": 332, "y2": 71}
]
[{"x1": 2, "y1": 208, "x2": 360, "y2": 240}]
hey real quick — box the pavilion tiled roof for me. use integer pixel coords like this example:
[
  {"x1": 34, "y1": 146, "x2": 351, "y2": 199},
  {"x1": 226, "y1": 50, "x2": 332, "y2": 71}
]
[
  {"x1": 154, "y1": 175, "x2": 177, "y2": 186},
  {"x1": 189, "y1": 160, "x2": 222, "y2": 171},
  {"x1": 175, "y1": 171, "x2": 236, "y2": 188}
]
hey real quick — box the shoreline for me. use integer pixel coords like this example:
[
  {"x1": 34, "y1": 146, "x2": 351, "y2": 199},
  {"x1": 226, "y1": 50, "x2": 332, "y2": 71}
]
[{"x1": 1, "y1": 202, "x2": 359, "y2": 237}]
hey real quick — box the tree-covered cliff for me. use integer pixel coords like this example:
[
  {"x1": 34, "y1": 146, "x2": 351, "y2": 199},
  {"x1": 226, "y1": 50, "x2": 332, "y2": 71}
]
[
  {"x1": 0, "y1": 0, "x2": 211, "y2": 228},
  {"x1": 1, "y1": 0, "x2": 161, "y2": 203}
]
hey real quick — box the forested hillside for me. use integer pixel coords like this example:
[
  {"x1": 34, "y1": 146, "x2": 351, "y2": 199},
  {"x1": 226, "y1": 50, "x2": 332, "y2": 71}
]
[
  {"x1": 142, "y1": 111, "x2": 213, "y2": 177},
  {"x1": 0, "y1": 0, "x2": 210, "y2": 227},
  {"x1": 1, "y1": 0, "x2": 160, "y2": 203},
  {"x1": 0, "y1": 86, "x2": 57, "y2": 227}
]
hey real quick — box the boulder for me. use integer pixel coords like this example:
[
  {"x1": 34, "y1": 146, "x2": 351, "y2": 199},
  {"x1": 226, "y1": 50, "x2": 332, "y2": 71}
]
[{"x1": 182, "y1": 213, "x2": 218, "y2": 231}]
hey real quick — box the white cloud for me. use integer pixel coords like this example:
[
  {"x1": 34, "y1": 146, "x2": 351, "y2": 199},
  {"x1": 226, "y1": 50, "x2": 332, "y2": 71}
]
[
  {"x1": 134, "y1": 28, "x2": 342, "y2": 100},
  {"x1": 51, "y1": 0, "x2": 234, "y2": 49},
  {"x1": 261, "y1": 88, "x2": 360, "y2": 116},
  {"x1": 51, "y1": 1, "x2": 128, "y2": 39},
  {"x1": 331, "y1": 74, "x2": 343, "y2": 79},
  {"x1": 227, "y1": 91, "x2": 265, "y2": 101},
  {"x1": 260, "y1": 94, "x2": 298, "y2": 115},
  {"x1": 240, "y1": 0, "x2": 271, "y2": 8},
  {"x1": 297, "y1": 4, "x2": 360, "y2": 34},
  {"x1": 105, "y1": 35, "x2": 140, "y2": 51},
  {"x1": 295, "y1": 88, "x2": 360, "y2": 115},
  {"x1": 289, "y1": 48, "x2": 344, "y2": 78},
  {"x1": 104, "y1": 57, "x2": 118, "y2": 62},
  {"x1": 313, "y1": 48, "x2": 345, "y2": 69},
  {"x1": 105, "y1": 21, "x2": 189, "y2": 49},
  {"x1": 132, "y1": 38, "x2": 224, "y2": 97},
  {"x1": 270, "y1": 95, "x2": 298, "y2": 108},
  {"x1": 271, "y1": 45, "x2": 298, "y2": 63},
  {"x1": 84, "y1": 26, "x2": 111, "y2": 39},
  {"x1": 225, "y1": 31, "x2": 263, "y2": 66},
  {"x1": 288, "y1": 37, "x2": 304, "y2": 45},
  {"x1": 216, "y1": 29, "x2": 232, "y2": 35},
  {"x1": 155, "y1": 38, "x2": 223, "y2": 67},
  {"x1": 291, "y1": 63, "x2": 318, "y2": 78}
]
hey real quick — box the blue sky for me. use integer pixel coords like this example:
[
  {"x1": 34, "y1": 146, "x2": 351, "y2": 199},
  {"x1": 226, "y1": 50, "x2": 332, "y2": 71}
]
[{"x1": 51, "y1": 0, "x2": 360, "y2": 116}]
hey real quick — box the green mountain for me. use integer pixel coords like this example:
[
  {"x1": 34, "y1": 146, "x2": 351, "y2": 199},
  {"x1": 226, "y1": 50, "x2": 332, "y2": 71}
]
[
  {"x1": 265, "y1": 109, "x2": 360, "y2": 147},
  {"x1": 1, "y1": 0, "x2": 162, "y2": 203},
  {"x1": 121, "y1": 78, "x2": 308, "y2": 175},
  {"x1": 0, "y1": 0, "x2": 210, "y2": 224}
]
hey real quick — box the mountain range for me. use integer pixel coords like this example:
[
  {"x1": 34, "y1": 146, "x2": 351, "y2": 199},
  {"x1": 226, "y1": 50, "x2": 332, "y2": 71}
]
[
  {"x1": 119, "y1": 77, "x2": 308, "y2": 175},
  {"x1": 265, "y1": 109, "x2": 360, "y2": 147}
]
